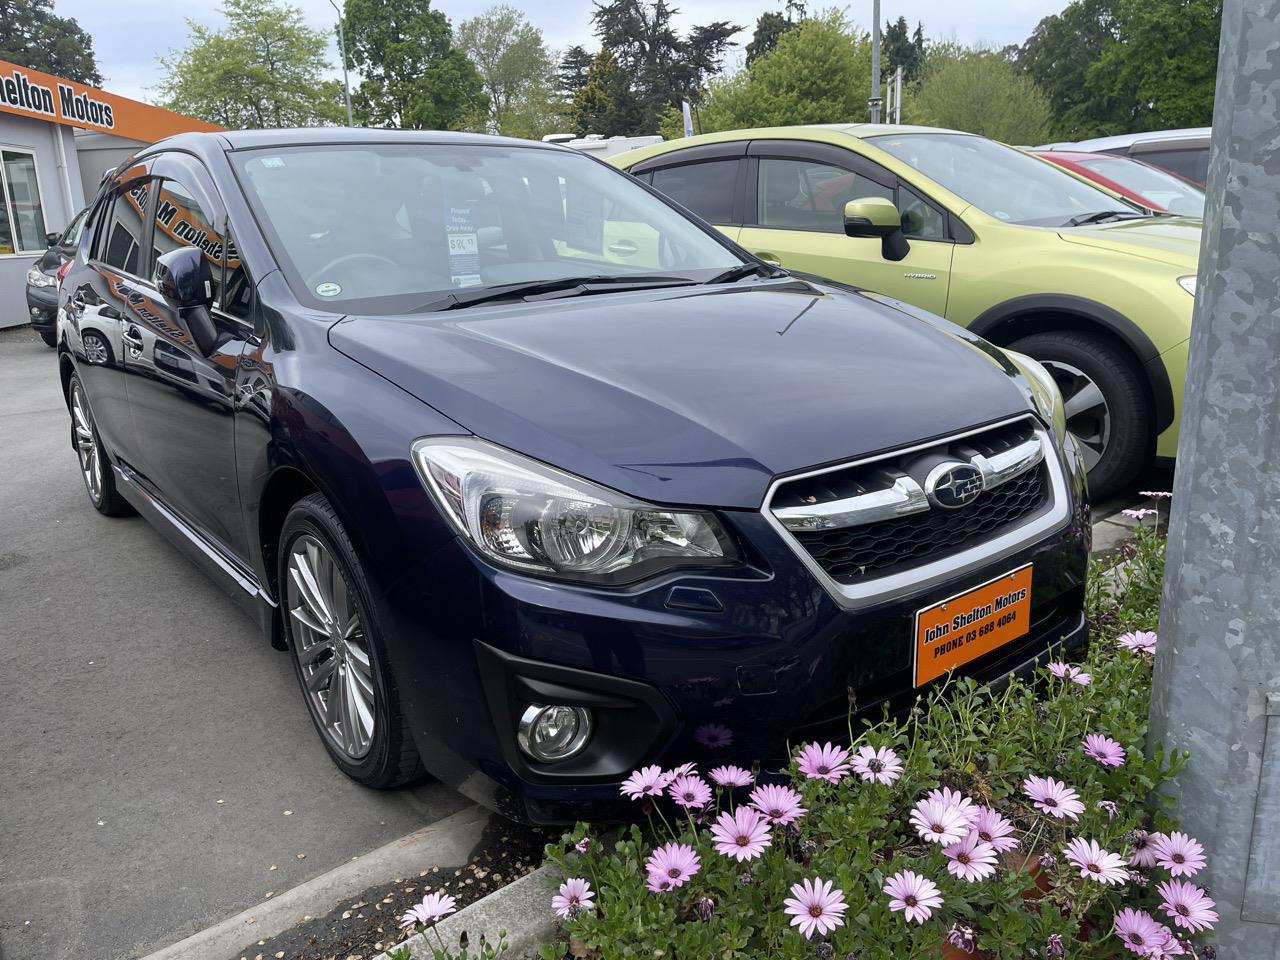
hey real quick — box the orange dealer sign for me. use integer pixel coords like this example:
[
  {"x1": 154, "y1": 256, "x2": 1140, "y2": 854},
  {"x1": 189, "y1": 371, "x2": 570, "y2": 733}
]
[{"x1": 0, "y1": 59, "x2": 222, "y2": 142}]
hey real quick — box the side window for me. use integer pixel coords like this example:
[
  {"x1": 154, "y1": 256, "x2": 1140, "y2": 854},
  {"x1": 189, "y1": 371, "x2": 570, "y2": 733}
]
[
  {"x1": 899, "y1": 185, "x2": 948, "y2": 240},
  {"x1": 62, "y1": 208, "x2": 87, "y2": 247},
  {"x1": 100, "y1": 181, "x2": 152, "y2": 275},
  {"x1": 152, "y1": 176, "x2": 248, "y2": 318},
  {"x1": 757, "y1": 158, "x2": 893, "y2": 232},
  {"x1": 1136, "y1": 148, "x2": 1209, "y2": 185},
  {"x1": 650, "y1": 160, "x2": 739, "y2": 224},
  {"x1": 0, "y1": 149, "x2": 48, "y2": 253}
]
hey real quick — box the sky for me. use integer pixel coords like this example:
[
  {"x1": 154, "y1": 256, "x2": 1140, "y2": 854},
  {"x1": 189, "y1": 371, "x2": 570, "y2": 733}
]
[{"x1": 60, "y1": 0, "x2": 1067, "y2": 105}]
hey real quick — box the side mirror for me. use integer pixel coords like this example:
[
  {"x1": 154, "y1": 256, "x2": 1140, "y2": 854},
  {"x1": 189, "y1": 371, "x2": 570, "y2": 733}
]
[
  {"x1": 154, "y1": 246, "x2": 219, "y2": 355},
  {"x1": 843, "y1": 197, "x2": 910, "y2": 262},
  {"x1": 155, "y1": 246, "x2": 213, "y2": 309},
  {"x1": 46, "y1": 231, "x2": 60, "y2": 248}
]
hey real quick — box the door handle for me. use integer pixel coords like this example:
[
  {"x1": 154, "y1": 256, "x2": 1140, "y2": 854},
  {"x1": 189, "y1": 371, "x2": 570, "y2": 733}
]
[
  {"x1": 123, "y1": 326, "x2": 144, "y2": 353},
  {"x1": 70, "y1": 291, "x2": 86, "y2": 314},
  {"x1": 754, "y1": 251, "x2": 783, "y2": 266},
  {"x1": 607, "y1": 239, "x2": 639, "y2": 257}
]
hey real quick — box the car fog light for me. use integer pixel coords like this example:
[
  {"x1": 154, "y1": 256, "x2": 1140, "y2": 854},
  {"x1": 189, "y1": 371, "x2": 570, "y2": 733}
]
[{"x1": 517, "y1": 704, "x2": 592, "y2": 762}]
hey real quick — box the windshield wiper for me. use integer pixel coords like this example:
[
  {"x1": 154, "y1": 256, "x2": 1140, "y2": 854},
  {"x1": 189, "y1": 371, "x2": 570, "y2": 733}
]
[
  {"x1": 1066, "y1": 210, "x2": 1146, "y2": 227},
  {"x1": 705, "y1": 262, "x2": 785, "y2": 284},
  {"x1": 412, "y1": 274, "x2": 698, "y2": 312}
]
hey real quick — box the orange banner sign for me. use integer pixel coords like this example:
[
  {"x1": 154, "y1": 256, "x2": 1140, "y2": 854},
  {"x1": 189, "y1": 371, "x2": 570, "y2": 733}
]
[
  {"x1": 913, "y1": 564, "x2": 1033, "y2": 687},
  {"x1": 0, "y1": 59, "x2": 221, "y2": 142}
]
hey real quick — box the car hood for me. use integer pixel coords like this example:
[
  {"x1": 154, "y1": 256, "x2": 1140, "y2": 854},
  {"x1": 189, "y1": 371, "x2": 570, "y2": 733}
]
[
  {"x1": 329, "y1": 281, "x2": 1034, "y2": 509},
  {"x1": 1057, "y1": 216, "x2": 1201, "y2": 270}
]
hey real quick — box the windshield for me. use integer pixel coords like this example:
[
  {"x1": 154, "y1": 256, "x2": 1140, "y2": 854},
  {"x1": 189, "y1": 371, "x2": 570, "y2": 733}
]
[
  {"x1": 867, "y1": 133, "x2": 1134, "y2": 227},
  {"x1": 233, "y1": 142, "x2": 744, "y2": 313},
  {"x1": 1074, "y1": 155, "x2": 1205, "y2": 217}
]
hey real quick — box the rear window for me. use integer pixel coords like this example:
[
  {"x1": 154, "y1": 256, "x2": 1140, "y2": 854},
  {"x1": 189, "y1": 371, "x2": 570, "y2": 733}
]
[
  {"x1": 1132, "y1": 148, "x2": 1209, "y2": 186},
  {"x1": 650, "y1": 160, "x2": 739, "y2": 224}
]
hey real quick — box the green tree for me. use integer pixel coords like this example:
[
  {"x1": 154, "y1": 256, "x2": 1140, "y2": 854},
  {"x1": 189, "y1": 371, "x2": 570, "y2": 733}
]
[
  {"x1": 745, "y1": 2, "x2": 804, "y2": 66},
  {"x1": 158, "y1": 0, "x2": 342, "y2": 128},
  {"x1": 343, "y1": 0, "x2": 488, "y2": 130},
  {"x1": 558, "y1": 44, "x2": 595, "y2": 98},
  {"x1": 572, "y1": 47, "x2": 639, "y2": 136},
  {"x1": 1013, "y1": 0, "x2": 1219, "y2": 139},
  {"x1": 0, "y1": 0, "x2": 101, "y2": 84},
  {"x1": 591, "y1": 0, "x2": 741, "y2": 133},
  {"x1": 882, "y1": 15, "x2": 925, "y2": 82},
  {"x1": 457, "y1": 5, "x2": 556, "y2": 136},
  {"x1": 699, "y1": 12, "x2": 871, "y2": 132},
  {"x1": 910, "y1": 46, "x2": 1053, "y2": 144}
]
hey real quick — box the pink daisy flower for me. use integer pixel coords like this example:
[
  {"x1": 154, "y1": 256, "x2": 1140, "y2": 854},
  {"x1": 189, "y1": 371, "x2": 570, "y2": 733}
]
[
  {"x1": 748, "y1": 783, "x2": 807, "y2": 825},
  {"x1": 1122, "y1": 508, "x2": 1157, "y2": 521},
  {"x1": 399, "y1": 891, "x2": 457, "y2": 929},
  {"x1": 709, "y1": 764, "x2": 754, "y2": 788},
  {"x1": 1156, "y1": 879, "x2": 1218, "y2": 932},
  {"x1": 1129, "y1": 830, "x2": 1164, "y2": 868},
  {"x1": 574, "y1": 836, "x2": 591, "y2": 854},
  {"x1": 927, "y1": 786, "x2": 979, "y2": 827},
  {"x1": 851, "y1": 745, "x2": 903, "y2": 785},
  {"x1": 1154, "y1": 831, "x2": 1206, "y2": 877},
  {"x1": 795, "y1": 741, "x2": 851, "y2": 783},
  {"x1": 695, "y1": 723, "x2": 734, "y2": 749},
  {"x1": 1149, "y1": 926, "x2": 1187, "y2": 958},
  {"x1": 644, "y1": 842, "x2": 700, "y2": 890},
  {"x1": 1045, "y1": 661, "x2": 1092, "y2": 685},
  {"x1": 1083, "y1": 733, "x2": 1127, "y2": 767},
  {"x1": 1023, "y1": 775, "x2": 1086, "y2": 820},
  {"x1": 668, "y1": 773, "x2": 712, "y2": 809},
  {"x1": 944, "y1": 832, "x2": 998, "y2": 882},
  {"x1": 551, "y1": 878, "x2": 594, "y2": 919},
  {"x1": 1118, "y1": 630, "x2": 1158, "y2": 655},
  {"x1": 710, "y1": 806, "x2": 772, "y2": 862},
  {"x1": 783, "y1": 877, "x2": 848, "y2": 939},
  {"x1": 1097, "y1": 799, "x2": 1119, "y2": 820},
  {"x1": 1140, "y1": 491, "x2": 1172, "y2": 499},
  {"x1": 910, "y1": 797, "x2": 970, "y2": 845},
  {"x1": 1114, "y1": 907, "x2": 1167, "y2": 953},
  {"x1": 969, "y1": 806, "x2": 1019, "y2": 852},
  {"x1": 883, "y1": 869, "x2": 943, "y2": 924},
  {"x1": 620, "y1": 765, "x2": 670, "y2": 800},
  {"x1": 665, "y1": 762, "x2": 697, "y2": 780},
  {"x1": 1064, "y1": 837, "x2": 1129, "y2": 885}
]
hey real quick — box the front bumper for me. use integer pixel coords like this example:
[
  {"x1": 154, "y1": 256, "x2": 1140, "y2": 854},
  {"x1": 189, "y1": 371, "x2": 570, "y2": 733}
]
[
  {"x1": 25, "y1": 283, "x2": 57, "y2": 330},
  {"x1": 382, "y1": 430, "x2": 1091, "y2": 824}
]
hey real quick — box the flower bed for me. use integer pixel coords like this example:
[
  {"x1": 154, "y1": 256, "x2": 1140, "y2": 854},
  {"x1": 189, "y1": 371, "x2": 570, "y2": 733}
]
[{"x1": 399, "y1": 501, "x2": 1215, "y2": 959}]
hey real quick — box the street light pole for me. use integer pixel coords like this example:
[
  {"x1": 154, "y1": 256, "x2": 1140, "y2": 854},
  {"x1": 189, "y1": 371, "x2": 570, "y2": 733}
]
[
  {"x1": 868, "y1": 0, "x2": 881, "y2": 123},
  {"x1": 329, "y1": 0, "x2": 354, "y2": 127},
  {"x1": 1148, "y1": 0, "x2": 1280, "y2": 954}
]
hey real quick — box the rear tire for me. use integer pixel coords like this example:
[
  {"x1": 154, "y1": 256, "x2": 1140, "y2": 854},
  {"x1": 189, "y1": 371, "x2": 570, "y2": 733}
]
[
  {"x1": 1009, "y1": 330, "x2": 1152, "y2": 500},
  {"x1": 279, "y1": 493, "x2": 424, "y2": 789}
]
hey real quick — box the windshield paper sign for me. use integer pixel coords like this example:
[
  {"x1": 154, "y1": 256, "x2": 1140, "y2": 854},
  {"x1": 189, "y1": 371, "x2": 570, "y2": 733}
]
[{"x1": 445, "y1": 206, "x2": 482, "y2": 287}]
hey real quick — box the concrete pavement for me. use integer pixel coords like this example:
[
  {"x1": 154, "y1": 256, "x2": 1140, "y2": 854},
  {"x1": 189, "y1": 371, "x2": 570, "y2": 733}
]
[{"x1": 0, "y1": 330, "x2": 471, "y2": 960}]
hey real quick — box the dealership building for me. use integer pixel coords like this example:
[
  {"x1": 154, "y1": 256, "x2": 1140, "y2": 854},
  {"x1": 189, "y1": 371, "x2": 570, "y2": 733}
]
[{"x1": 0, "y1": 59, "x2": 219, "y2": 328}]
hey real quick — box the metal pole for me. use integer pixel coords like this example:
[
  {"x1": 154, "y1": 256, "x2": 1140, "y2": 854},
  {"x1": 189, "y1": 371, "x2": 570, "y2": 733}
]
[
  {"x1": 869, "y1": 0, "x2": 881, "y2": 123},
  {"x1": 894, "y1": 66, "x2": 902, "y2": 123},
  {"x1": 1148, "y1": 0, "x2": 1280, "y2": 954},
  {"x1": 329, "y1": 0, "x2": 354, "y2": 127}
]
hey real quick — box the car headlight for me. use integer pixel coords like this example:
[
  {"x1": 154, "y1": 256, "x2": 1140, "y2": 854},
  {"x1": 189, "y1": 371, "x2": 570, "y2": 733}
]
[
  {"x1": 411, "y1": 436, "x2": 738, "y2": 582},
  {"x1": 1003, "y1": 349, "x2": 1066, "y2": 444},
  {"x1": 1178, "y1": 275, "x2": 1197, "y2": 296},
  {"x1": 26, "y1": 266, "x2": 55, "y2": 288}
]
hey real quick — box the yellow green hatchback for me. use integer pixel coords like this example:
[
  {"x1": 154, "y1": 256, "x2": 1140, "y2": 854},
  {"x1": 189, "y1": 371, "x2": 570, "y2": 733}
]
[{"x1": 613, "y1": 125, "x2": 1198, "y2": 498}]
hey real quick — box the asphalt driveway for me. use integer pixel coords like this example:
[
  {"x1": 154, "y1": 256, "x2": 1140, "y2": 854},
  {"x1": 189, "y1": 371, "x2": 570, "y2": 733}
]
[{"x1": 0, "y1": 329, "x2": 470, "y2": 960}]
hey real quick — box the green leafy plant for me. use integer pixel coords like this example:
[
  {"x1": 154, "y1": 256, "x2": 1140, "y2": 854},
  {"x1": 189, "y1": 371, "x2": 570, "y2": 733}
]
[{"x1": 541, "y1": 503, "x2": 1209, "y2": 959}]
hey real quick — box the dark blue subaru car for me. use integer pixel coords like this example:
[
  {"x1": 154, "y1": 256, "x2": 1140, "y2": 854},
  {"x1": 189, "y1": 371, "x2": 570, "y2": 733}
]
[{"x1": 57, "y1": 130, "x2": 1088, "y2": 823}]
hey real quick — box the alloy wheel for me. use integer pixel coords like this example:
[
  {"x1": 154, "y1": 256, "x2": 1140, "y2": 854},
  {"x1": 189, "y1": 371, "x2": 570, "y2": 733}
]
[
  {"x1": 1041, "y1": 359, "x2": 1112, "y2": 473},
  {"x1": 83, "y1": 333, "x2": 108, "y2": 364},
  {"x1": 285, "y1": 534, "x2": 376, "y2": 760},
  {"x1": 71, "y1": 381, "x2": 103, "y2": 504}
]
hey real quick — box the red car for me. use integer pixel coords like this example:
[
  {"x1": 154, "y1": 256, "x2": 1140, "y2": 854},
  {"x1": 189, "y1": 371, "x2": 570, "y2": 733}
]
[{"x1": 1032, "y1": 150, "x2": 1205, "y2": 218}]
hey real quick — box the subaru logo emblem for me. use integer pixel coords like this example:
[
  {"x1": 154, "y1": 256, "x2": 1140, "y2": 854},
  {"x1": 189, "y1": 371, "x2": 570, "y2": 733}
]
[{"x1": 925, "y1": 462, "x2": 984, "y2": 509}]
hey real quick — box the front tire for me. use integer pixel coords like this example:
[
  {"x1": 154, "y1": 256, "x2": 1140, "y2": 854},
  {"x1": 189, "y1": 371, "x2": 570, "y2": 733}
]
[
  {"x1": 278, "y1": 493, "x2": 424, "y2": 789},
  {"x1": 39, "y1": 326, "x2": 57, "y2": 347},
  {"x1": 1009, "y1": 330, "x2": 1152, "y2": 500},
  {"x1": 68, "y1": 374, "x2": 133, "y2": 516}
]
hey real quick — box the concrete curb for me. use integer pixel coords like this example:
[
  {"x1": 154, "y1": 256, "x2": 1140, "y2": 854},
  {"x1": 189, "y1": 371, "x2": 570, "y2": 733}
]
[
  {"x1": 138, "y1": 804, "x2": 491, "y2": 960},
  {"x1": 377, "y1": 863, "x2": 560, "y2": 960}
]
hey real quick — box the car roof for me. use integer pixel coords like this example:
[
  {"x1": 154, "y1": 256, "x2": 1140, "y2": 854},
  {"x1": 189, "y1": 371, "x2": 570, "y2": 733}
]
[
  {"x1": 1038, "y1": 127, "x2": 1211, "y2": 152},
  {"x1": 1032, "y1": 150, "x2": 1119, "y2": 163},
  {"x1": 138, "y1": 127, "x2": 565, "y2": 158}
]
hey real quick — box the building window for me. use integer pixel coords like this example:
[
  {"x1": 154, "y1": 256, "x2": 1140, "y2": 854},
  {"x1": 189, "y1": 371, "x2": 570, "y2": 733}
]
[{"x1": 0, "y1": 149, "x2": 47, "y2": 255}]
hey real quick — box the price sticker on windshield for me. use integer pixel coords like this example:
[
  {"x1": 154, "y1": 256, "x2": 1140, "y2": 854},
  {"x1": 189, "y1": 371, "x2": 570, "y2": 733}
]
[
  {"x1": 448, "y1": 234, "x2": 478, "y2": 255},
  {"x1": 913, "y1": 564, "x2": 1032, "y2": 687},
  {"x1": 445, "y1": 205, "x2": 482, "y2": 287}
]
